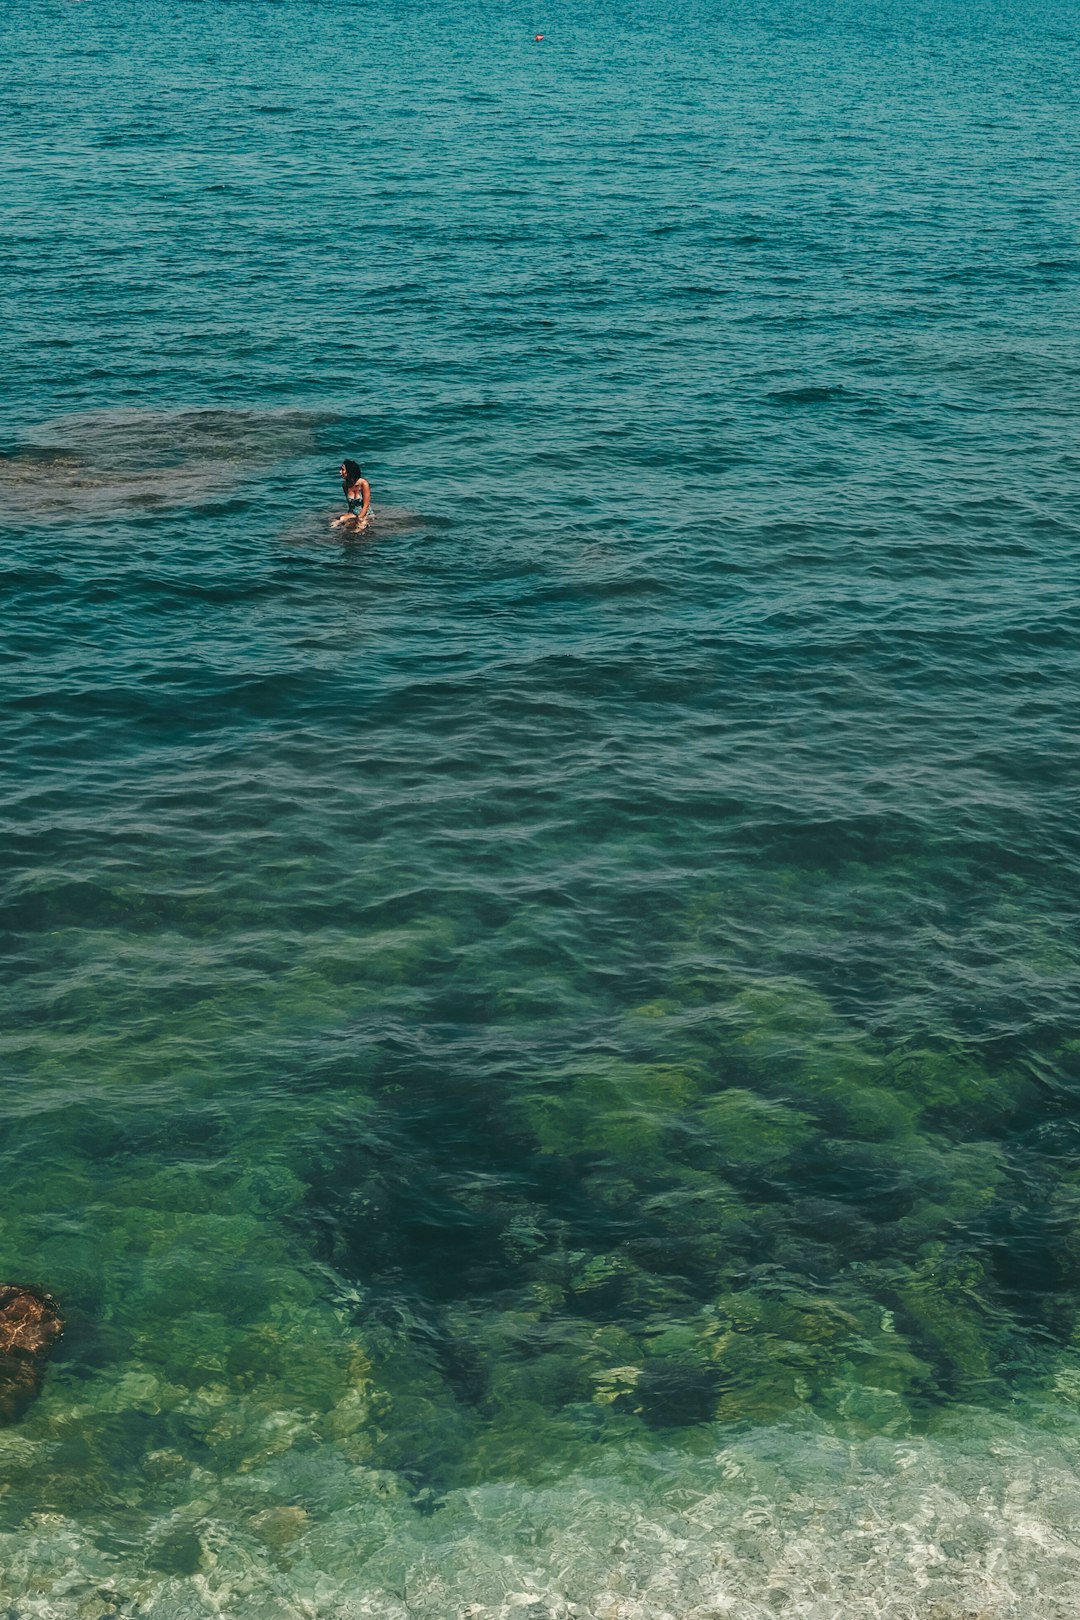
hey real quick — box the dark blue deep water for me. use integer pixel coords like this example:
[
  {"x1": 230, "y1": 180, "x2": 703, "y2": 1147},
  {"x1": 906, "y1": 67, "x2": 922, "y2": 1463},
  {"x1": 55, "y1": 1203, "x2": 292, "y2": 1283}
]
[{"x1": 3, "y1": 0, "x2": 1080, "y2": 1613}]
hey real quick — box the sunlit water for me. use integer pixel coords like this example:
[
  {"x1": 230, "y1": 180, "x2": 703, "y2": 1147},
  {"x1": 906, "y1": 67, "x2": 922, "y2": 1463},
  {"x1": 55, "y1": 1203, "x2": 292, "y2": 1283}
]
[{"x1": 3, "y1": 0, "x2": 1080, "y2": 1613}]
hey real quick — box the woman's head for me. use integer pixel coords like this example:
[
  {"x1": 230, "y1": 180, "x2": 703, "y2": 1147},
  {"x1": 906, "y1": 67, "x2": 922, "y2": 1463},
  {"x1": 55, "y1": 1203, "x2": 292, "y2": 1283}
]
[{"x1": 340, "y1": 459, "x2": 362, "y2": 484}]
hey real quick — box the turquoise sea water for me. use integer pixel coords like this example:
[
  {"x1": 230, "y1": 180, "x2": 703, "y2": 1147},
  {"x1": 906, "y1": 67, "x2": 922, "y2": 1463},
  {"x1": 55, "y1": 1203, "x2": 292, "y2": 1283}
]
[{"x1": 3, "y1": 0, "x2": 1080, "y2": 1612}]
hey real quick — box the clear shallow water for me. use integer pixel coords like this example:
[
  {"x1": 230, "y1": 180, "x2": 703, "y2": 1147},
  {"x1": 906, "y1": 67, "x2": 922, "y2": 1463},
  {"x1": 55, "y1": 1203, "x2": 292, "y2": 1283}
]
[{"x1": 3, "y1": 0, "x2": 1080, "y2": 1613}]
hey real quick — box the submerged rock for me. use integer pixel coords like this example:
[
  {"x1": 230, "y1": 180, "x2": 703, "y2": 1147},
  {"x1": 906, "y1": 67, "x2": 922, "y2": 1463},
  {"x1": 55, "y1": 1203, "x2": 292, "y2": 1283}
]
[{"x1": 0, "y1": 1285, "x2": 63, "y2": 1423}]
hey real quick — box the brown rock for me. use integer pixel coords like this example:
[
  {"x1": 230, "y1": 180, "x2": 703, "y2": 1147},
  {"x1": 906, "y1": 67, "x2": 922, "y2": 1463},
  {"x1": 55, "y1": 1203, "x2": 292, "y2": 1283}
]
[
  {"x1": 248, "y1": 1506, "x2": 310, "y2": 1549},
  {"x1": 0, "y1": 1285, "x2": 63, "y2": 1423}
]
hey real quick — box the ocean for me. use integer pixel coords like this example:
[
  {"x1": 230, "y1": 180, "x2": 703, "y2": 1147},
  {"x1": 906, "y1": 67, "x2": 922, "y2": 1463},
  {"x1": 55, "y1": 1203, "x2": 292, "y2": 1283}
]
[{"x1": 3, "y1": 0, "x2": 1080, "y2": 1613}]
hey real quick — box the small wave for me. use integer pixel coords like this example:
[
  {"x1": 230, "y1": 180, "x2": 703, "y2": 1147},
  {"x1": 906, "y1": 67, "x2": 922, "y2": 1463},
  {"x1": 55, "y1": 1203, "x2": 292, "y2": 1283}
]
[
  {"x1": 22, "y1": 405, "x2": 330, "y2": 471},
  {"x1": 277, "y1": 506, "x2": 438, "y2": 550},
  {"x1": 766, "y1": 384, "x2": 847, "y2": 406}
]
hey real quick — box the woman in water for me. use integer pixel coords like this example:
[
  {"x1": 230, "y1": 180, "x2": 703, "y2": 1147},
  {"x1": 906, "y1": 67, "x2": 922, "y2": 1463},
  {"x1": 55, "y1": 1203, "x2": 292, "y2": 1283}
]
[{"x1": 336, "y1": 459, "x2": 371, "y2": 529}]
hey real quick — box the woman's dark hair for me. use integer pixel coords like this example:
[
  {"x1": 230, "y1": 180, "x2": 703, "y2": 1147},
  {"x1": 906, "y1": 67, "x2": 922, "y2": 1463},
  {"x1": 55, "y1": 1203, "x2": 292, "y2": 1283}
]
[{"x1": 341, "y1": 459, "x2": 362, "y2": 484}]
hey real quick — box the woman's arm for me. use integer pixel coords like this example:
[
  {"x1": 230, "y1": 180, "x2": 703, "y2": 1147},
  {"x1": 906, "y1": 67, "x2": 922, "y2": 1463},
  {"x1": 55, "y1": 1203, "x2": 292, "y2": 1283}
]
[{"x1": 357, "y1": 478, "x2": 371, "y2": 521}]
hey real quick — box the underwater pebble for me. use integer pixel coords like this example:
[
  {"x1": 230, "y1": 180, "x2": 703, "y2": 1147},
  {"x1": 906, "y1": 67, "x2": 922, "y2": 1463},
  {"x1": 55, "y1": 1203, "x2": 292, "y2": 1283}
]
[
  {"x1": 98, "y1": 1370, "x2": 164, "y2": 1414},
  {"x1": 325, "y1": 1387, "x2": 371, "y2": 1439},
  {"x1": 249, "y1": 1506, "x2": 310, "y2": 1549}
]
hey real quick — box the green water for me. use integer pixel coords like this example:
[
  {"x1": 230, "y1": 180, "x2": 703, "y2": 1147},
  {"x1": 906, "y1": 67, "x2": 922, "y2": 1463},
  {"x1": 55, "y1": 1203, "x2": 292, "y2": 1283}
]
[{"x1": 4, "y1": 0, "x2": 1080, "y2": 1610}]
